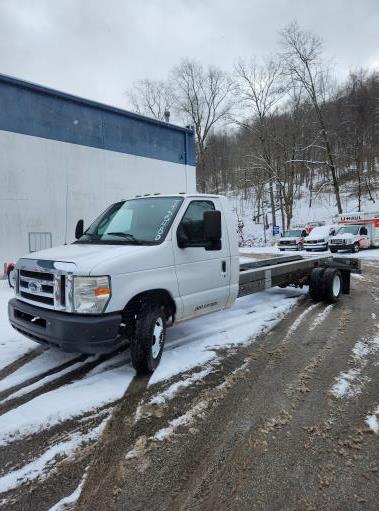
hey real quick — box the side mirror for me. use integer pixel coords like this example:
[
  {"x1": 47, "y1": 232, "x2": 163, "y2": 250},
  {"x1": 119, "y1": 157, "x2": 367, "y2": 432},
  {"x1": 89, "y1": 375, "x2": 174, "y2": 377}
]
[
  {"x1": 75, "y1": 219, "x2": 84, "y2": 239},
  {"x1": 204, "y1": 210, "x2": 221, "y2": 243}
]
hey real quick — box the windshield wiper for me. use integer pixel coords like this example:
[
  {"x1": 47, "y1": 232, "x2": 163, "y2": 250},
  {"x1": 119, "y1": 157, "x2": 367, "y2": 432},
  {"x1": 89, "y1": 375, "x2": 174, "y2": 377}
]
[{"x1": 106, "y1": 232, "x2": 143, "y2": 243}]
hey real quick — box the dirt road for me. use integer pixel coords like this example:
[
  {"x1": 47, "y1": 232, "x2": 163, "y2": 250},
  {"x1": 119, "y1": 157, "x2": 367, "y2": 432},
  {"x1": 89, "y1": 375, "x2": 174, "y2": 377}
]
[
  {"x1": 1, "y1": 261, "x2": 378, "y2": 510},
  {"x1": 75, "y1": 261, "x2": 379, "y2": 511}
]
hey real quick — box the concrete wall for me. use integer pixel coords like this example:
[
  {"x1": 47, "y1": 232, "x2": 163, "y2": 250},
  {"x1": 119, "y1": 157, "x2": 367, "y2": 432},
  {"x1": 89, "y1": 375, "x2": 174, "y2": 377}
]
[
  {"x1": 0, "y1": 74, "x2": 196, "y2": 267},
  {"x1": 0, "y1": 130, "x2": 196, "y2": 263}
]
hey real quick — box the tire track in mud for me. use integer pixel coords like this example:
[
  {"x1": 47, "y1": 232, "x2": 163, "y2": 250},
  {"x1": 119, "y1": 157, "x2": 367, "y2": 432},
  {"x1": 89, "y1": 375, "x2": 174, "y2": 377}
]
[
  {"x1": 0, "y1": 348, "x2": 43, "y2": 382},
  {"x1": 0, "y1": 347, "x2": 128, "y2": 416}
]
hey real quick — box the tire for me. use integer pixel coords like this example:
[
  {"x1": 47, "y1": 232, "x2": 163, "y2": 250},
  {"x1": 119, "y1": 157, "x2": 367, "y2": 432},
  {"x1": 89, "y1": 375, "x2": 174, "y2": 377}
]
[
  {"x1": 279, "y1": 248, "x2": 285, "y2": 252},
  {"x1": 131, "y1": 302, "x2": 166, "y2": 374},
  {"x1": 322, "y1": 268, "x2": 342, "y2": 303},
  {"x1": 330, "y1": 247, "x2": 337, "y2": 253},
  {"x1": 309, "y1": 267, "x2": 326, "y2": 302},
  {"x1": 352, "y1": 242, "x2": 359, "y2": 253}
]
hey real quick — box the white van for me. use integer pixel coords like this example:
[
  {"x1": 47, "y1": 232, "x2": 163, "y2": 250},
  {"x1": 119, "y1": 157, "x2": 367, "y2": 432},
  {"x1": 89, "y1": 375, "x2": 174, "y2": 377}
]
[
  {"x1": 303, "y1": 225, "x2": 338, "y2": 252},
  {"x1": 329, "y1": 212, "x2": 379, "y2": 253}
]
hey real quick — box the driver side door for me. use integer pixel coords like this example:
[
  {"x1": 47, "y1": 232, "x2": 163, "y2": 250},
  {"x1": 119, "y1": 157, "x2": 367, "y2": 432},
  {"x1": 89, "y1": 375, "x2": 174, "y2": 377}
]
[{"x1": 173, "y1": 199, "x2": 230, "y2": 319}]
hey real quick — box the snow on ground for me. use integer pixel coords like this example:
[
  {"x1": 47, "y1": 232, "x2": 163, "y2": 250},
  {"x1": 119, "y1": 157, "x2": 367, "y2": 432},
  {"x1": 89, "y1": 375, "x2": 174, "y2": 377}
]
[
  {"x1": 0, "y1": 419, "x2": 107, "y2": 494},
  {"x1": 0, "y1": 273, "x2": 306, "y2": 448},
  {"x1": 330, "y1": 332, "x2": 379, "y2": 399},
  {"x1": 48, "y1": 469, "x2": 88, "y2": 511},
  {"x1": 0, "y1": 281, "x2": 36, "y2": 370},
  {"x1": 229, "y1": 188, "x2": 379, "y2": 247},
  {"x1": 365, "y1": 405, "x2": 379, "y2": 434},
  {"x1": 0, "y1": 365, "x2": 135, "y2": 445},
  {"x1": 150, "y1": 286, "x2": 307, "y2": 385}
]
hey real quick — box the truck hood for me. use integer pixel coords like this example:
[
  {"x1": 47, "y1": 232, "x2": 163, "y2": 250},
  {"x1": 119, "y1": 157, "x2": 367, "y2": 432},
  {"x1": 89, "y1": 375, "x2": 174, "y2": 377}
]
[
  {"x1": 19, "y1": 242, "x2": 170, "y2": 275},
  {"x1": 330, "y1": 233, "x2": 355, "y2": 241}
]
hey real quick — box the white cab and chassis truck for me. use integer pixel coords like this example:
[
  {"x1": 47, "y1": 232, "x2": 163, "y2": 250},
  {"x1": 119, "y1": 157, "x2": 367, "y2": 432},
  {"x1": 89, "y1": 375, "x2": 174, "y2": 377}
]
[{"x1": 9, "y1": 194, "x2": 361, "y2": 374}]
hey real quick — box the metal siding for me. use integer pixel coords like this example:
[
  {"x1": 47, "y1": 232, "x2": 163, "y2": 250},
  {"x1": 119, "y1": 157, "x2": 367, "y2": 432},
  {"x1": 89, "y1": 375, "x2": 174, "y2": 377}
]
[{"x1": 0, "y1": 75, "x2": 196, "y2": 166}]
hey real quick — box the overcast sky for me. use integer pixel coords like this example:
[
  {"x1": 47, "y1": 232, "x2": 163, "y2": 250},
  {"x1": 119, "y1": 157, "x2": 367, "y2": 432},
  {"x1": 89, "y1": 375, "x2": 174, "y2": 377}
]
[{"x1": 0, "y1": 0, "x2": 378, "y2": 109}]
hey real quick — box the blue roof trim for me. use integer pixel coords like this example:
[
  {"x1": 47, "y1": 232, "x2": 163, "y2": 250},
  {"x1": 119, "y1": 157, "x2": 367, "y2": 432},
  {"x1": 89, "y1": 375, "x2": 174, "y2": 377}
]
[{"x1": 0, "y1": 73, "x2": 196, "y2": 166}]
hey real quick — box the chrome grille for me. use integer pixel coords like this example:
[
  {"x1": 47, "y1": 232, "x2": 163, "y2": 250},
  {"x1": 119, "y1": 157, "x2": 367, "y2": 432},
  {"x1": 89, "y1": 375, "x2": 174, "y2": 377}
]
[{"x1": 17, "y1": 265, "x2": 70, "y2": 311}]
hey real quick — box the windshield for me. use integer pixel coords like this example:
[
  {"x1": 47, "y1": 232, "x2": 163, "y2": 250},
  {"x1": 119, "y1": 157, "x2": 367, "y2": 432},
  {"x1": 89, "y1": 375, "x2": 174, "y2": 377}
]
[
  {"x1": 76, "y1": 197, "x2": 183, "y2": 245},
  {"x1": 283, "y1": 229, "x2": 303, "y2": 237},
  {"x1": 336, "y1": 225, "x2": 360, "y2": 235}
]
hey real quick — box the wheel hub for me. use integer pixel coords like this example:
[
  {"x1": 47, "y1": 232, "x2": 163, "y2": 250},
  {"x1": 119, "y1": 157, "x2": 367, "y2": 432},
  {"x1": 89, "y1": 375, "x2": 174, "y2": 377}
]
[{"x1": 152, "y1": 317, "x2": 164, "y2": 359}]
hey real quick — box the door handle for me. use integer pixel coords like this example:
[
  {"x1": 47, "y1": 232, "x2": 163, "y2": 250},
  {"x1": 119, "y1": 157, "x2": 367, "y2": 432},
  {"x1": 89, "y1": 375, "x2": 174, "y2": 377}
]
[{"x1": 221, "y1": 260, "x2": 226, "y2": 273}]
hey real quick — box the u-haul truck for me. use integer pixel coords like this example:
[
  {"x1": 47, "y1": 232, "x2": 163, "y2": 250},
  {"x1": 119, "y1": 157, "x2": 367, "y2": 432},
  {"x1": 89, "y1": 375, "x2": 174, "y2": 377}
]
[{"x1": 329, "y1": 211, "x2": 379, "y2": 253}]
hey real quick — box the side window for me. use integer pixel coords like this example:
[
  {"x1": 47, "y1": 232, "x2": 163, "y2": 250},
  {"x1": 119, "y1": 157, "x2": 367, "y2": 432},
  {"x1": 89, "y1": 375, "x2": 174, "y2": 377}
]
[{"x1": 179, "y1": 200, "x2": 215, "y2": 245}]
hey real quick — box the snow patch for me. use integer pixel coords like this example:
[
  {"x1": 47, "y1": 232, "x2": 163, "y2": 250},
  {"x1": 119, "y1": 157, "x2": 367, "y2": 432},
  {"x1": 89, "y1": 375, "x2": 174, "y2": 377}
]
[
  {"x1": 48, "y1": 468, "x2": 89, "y2": 511},
  {"x1": 365, "y1": 406, "x2": 379, "y2": 434},
  {"x1": 149, "y1": 366, "x2": 214, "y2": 406},
  {"x1": 330, "y1": 334, "x2": 379, "y2": 399},
  {"x1": 0, "y1": 367, "x2": 134, "y2": 446},
  {"x1": 309, "y1": 304, "x2": 334, "y2": 332},
  {"x1": 0, "y1": 285, "x2": 35, "y2": 370},
  {"x1": 0, "y1": 419, "x2": 107, "y2": 494},
  {"x1": 152, "y1": 400, "x2": 208, "y2": 442}
]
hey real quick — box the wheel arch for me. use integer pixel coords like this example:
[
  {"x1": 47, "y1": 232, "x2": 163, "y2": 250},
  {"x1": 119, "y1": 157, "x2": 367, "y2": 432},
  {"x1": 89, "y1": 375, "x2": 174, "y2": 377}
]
[{"x1": 123, "y1": 288, "x2": 177, "y2": 324}]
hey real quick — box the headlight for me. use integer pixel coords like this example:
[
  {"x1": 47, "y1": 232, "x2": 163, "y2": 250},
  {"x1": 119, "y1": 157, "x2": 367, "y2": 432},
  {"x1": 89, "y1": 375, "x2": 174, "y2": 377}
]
[{"x1": 73, "y1": 276, "x2": 111, "y2": 314}]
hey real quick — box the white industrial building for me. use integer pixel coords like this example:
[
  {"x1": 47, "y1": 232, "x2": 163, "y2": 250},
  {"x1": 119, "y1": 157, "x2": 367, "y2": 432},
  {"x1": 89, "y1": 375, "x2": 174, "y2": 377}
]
[{"x1": 0, "y1": 74, "x2": 196, "y2": 268}]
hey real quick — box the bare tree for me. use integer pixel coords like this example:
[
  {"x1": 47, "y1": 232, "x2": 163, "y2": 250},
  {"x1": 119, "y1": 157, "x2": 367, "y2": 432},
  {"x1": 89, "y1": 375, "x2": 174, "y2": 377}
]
[
  {"x1": 127, "y1": 79, "x2": 175, "y2": 121},
  {"x1": 234, "y1": 58, "x2": 285, "y2": 226},
  {"x1": 280, "y1": 21, "x2": 343, "y2": 213},
  {"x1": 171, "y1": 59, "x2": 234, "y2": 191}
]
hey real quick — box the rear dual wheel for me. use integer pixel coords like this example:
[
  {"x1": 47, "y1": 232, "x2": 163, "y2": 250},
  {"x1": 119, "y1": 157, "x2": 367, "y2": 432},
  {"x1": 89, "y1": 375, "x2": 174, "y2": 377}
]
[{"x1": 309, "y1": 267, "x2": 342, "y2": 304}]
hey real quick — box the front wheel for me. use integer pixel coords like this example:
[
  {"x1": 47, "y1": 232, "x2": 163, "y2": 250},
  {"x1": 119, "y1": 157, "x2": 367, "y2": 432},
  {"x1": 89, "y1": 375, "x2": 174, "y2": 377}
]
[
  {"x1": 352, "y1": 242, "x2": 360, "y2": 253},
  {"x1": 330, "y1": 247, "x2": 337, "y2": 253},
  {"x1": 131, "y1": 302, "x2": 166, "y2": 374}
]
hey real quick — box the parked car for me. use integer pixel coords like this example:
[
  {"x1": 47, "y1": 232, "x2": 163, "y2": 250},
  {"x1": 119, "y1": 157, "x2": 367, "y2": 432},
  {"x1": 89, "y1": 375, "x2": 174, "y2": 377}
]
[
  {"x1": 278, "y1": 228, "x2": 308, "y2": 251},
  {"x1": 303, "y1": 225, "x2": 338, "y2": 252}
]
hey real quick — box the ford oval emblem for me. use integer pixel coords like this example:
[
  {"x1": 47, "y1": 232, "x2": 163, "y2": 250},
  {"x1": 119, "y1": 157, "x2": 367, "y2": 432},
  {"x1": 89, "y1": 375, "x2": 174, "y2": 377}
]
[{"x1": 28, "y1": 281, "x2": 41, "y2": 294}]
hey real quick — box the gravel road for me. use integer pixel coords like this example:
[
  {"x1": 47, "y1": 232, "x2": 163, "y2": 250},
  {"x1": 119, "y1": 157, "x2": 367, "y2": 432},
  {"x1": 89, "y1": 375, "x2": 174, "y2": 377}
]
[
  {"x1": 1, "y1": 260, "x2": 378, "y2": 511},
  {"x1": 76, "y1": 261, "x2": 379, "y2": 511}
]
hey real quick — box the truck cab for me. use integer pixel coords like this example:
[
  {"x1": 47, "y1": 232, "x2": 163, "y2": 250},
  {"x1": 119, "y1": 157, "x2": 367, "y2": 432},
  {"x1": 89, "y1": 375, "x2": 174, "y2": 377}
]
[
  {"x1": 329, "y1": 211, "x2": 379, "y2": 253},
  {"x1": 278, "y1": 228, "x2": 307, "y2": 251},
  {"x1": 8, "y1": 194, "x2": 239, "y2": 373},
  {"x1": 329, "y1": 224, "x2": 369, "y2": 253}
]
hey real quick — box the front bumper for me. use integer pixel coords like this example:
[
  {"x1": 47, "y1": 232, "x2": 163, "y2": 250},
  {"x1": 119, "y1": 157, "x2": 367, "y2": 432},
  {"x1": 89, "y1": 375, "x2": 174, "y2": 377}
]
[
  {"x1": 278, "y1": 245, "x2": 297, "y2": 250},
  {"x1": 304, "y1": 243, "x2": 328, "y2": 250},
  {"x1": 329, "y1": 244, "x2": 353, "y2": 251},
  {"x1": 8, "y1": 298, "x2": 123, "y2": 354}
]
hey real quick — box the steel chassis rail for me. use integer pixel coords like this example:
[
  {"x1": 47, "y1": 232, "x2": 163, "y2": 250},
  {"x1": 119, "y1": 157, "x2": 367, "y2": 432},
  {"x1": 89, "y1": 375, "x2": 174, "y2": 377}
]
[{"x1": 238, "y1": 255, "x2": 361, "y2": 298}]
